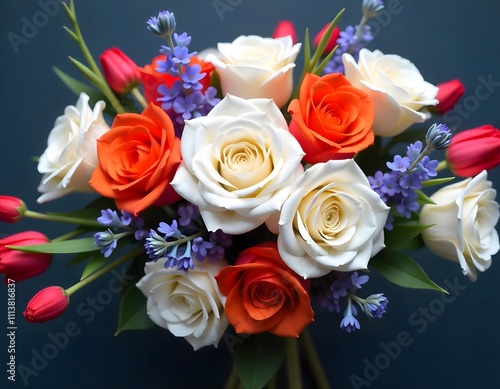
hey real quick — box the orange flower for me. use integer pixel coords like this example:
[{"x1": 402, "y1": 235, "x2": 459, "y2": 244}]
[
  {"x1": 215, "y1": 242, "x2": 313, "y2": 337},
  {"x1": 288, "y1": 72, "x2": 375, "y2": 163},
  {"x1": 89, "y1": 104, "x2": 182, "y2": 215},
  {"x1": 138, "y1": 55, "x2": 215, "y2": 106}
]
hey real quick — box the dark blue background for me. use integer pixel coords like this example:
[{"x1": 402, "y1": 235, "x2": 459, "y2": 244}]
[{"x1": 1, "y1": 0, "x2": 500, "y2": 388}]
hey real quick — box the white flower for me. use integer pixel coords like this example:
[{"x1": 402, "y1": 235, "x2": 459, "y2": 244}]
[
  {"x1": 136, "y1": 258, "x2": 228, "y2": 350},
  {"x1": 277, "y1": 159, "x2": 389, "y2": 279},
  {"x1": 342, "y1": 49, "x2": 438, "y2": 137},
  {"x1": 207, "y1": 35, "x2": 301, "y2": 108},
  {"x1": 171, "y1": 94, "x2": 304, "y2": 235},
  {"x1": 419, "y1": 171, "x2": 500, "y2": 281},
  {"x1": 37, "y1": 93, "x2": 109, "y2": 203}
]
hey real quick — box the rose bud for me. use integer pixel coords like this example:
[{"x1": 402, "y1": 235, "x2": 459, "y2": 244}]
[
  {"x1": 432, "y1": 79, "x2": 465, "y2": 114},
  {"x1": 0, "y1": 195, "x2": 26, "y2": 223},
  {"x1": 23, "y1": 286, "x2": 69, "y2": 323},
  {"x1": 0, "y1": 231, "x2": 52, "y2": 282},
  {"x1": 313, "y1": 23, "x2": 341, "y2": 54},
  {"x1": 446, "y1": 125, "x2": 500, "y2": 177},
  {"x1": 99, "y1": 47, "x2": 142, "y2": 94},
  {"x1": 272, "y1": 20, "x2": 298, "y2": 44}
]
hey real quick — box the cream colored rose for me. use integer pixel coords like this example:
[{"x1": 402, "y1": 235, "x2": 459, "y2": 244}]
[
  {"x1": 207, "y1": 35, "x2": 301, "y2": 108},
  {"x1": 420, "y1": 171, "x2": 499, "y2": 281},
  {"x1": 277, "y1": 159, "x2": 389, "y2": 279},
  {"x1": 342, "y1": 49, "x2": 438, "y2": 137},
  {"x1": 37, "y1": 93, "x2": 109, "y2": 203},
  {"x1": 136, "y1": 258, "x2": 228, "y2": 350},
  {"x1": 171, "y1": 94, "x2": 304, "y2": 235}
]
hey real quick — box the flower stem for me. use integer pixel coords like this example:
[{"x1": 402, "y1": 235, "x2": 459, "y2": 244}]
[
  {"x1": 355, "y1": 16, "x2": 369, "y2": 39},
  {"x1": 131, "y1": 87, "x2": 148, "y2": 109},
  {"x1": 436, "y1": 160, "x2": 448, "y2": 172},
  {"x1": 286, "y1": 337, "x2": 302, "y2": 389},
  {"x1": 300, "y1": 328, "x2": 331, "y2": 389},
  {"x1": 24, "y1": 210, "x2": 101, "y2": 227},
  {"x1": 224, "y1": 365, "x2": 239, "y2": 389},
  {"x1": 51, "y1": 229, "x2": 86, "y2": 243},
  {"x1": 65, "y1": 246, "x2": 143, "y2": 296}
]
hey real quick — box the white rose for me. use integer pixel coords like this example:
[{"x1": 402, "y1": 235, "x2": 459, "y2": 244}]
[
  {"x1": 419, "y1": 171, "x2": 500, "y2": 281},
  {"x1": 37, "y1": 93, "x2": 109, "y2": 203},
  {"x1": 277, "y1": 159, "x2": 389, "y2": 279},
  {"x1": 342, "y1": 49, "x2": 438, "y2": 137},
  {"x1": 171, "y1": 94, "x2": 304, "y2": 235},
  {"x1": 136, "y1": 258, "x2": 228, "y2": 350},
  {"x1": 207, "y1": 35, "x2": 301, "y2": 108}
]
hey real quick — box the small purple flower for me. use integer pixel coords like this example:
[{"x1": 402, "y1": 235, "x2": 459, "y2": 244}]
[
  {"x1": 174, "y1": 32, "x2": 192, "y2": 47},
  {"x1": 387, "y1": 155, "x2": 411, "y2": 173},
  {"x1": 177, "y1": 203, "x2": 199, "y2": 226},
  {"x1": 340, "y1": 302, "x2": 360, "y2": 333},
  {"x1": 158, "y1": 220, "x2": 180, "y2": 238},
  {"x1": 192, "y1": 237, "x2": 213, "y2": 259},
  {"x1": 94, "y1": 229, "x2": 118, "y2": 258}
]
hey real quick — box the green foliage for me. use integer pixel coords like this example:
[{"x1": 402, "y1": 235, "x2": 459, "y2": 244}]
[
  {"x1": 370, "y1": 249, "x2": 448, "y2": 293},
  {"x1": 234, "y1": 332, "x2": 286, "y2": 389}
]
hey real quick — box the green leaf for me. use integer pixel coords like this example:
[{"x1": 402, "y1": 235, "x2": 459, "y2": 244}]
[
  {"x1": 115, "y1": 281, "x2": 154, "y2": 335},
  {"x1": 421, "y1": 176, "x2": 455, "y2": 187},
  {"x1": 68, "y1": 56, "x2": 103, "y2": 87},
  {"x1": 66, "y1": 250, "x2": 95, "y2": 267},
  {"x1": 384, "y1": 223, "x2": 433, "y2": 249},
  {"x1": 234, "y1": 332, "x2": 286, "y2": 389},
  {"x1": 8, "y1": 237, "x2": 99, "y2": 254},
  {"x1": 52, "y1": 66, "x2": 116, "y2": 116},
  {"x1": 370, "y1": 250, "x2": 448, "y2": 293},
  {"x1": 303, "y1": 27, "x2": 311, "y2": 71},
  {"x1": 416, "y1": 189, "x2": 436, "y2": 205},
  {"x1": 80, "y1": 253, "x2": 109, "y2": 281}
]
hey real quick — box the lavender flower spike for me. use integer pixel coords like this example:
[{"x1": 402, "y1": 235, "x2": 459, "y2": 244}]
[
  {"x1": 362, "y1": 0, "x2": 385, "y2": 19},
  {"x1": 147, "y1": 11, "x2": 176, "y2": 38},
  {"x1": 425, "y1": 123, "x2": 452, "y2": 150}
]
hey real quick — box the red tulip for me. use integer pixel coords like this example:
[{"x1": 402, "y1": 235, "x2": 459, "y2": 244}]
[
  {"x1": 272, "y1": 20, "x2": 298, "y2": 44},
  {"x1": 23, "y1": 286, "x2": 69, "y2": 323},
  {"x1": 313, "y1": 23, "x2": 341, "y2": 55},
  {"x1": 99, "y1": 47, "x2": 142, "y2": 94},
  {"x1": 433, "y1": 79, "x2": 465, "y2": 114},
  {"x1": 0, "y1": 195, "x2": 26, "y2": 223},
  {"x1": 447, "y1": 125, "x2": 500, "y2": 177},
  {"x1": 0, "y1": 231, "x2": 52, "y2": 282}
]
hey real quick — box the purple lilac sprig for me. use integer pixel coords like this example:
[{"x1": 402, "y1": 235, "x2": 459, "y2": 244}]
[
  {"x1": 323, "y1": 1, "x2": 384, "y2": 74},
  {"x1": 368, "y1": 124, "x2": 452, "y2": 229},
  {"x1": 147, "y1": 11, "x2": 220, "y2": 136},
  {"x1": 144, "y1": 203, "x2": 232, "y2": 272},
  {"x1": 94, "y1": 209, "x2": 148, "y2": 258},
  {"x1": 319, "y1": 271, "x2": 388, "y2": 333}
]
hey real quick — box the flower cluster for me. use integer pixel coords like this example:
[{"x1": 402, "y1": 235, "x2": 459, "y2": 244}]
[{"x1": 1, "y1": 1, "x2": 499, "y2": 388}]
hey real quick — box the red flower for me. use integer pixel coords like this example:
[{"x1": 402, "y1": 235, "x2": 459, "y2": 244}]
[
  {"x1": 272, "y1": 20, "x2": 298, "y2": 44},
  {"x1": 0, "y1": 195, "x2": 26, "y2": 223},
  {"x1": 433, "y1": 79, "x2": 465, "y2": 114},
  {"x1": 313, "y1": 23, "x2": 341, "y2": 54},
  {"x1": 138, "y1": 55, "x2": 214, "y2": 107},
  {"x1": 215, "y1": 242, "x2": 314, "y2": 337},
  {"x1": 99, "y1": 47, "x2": 142, "y2": 94},
  {"x1": 288, "y1": 72, "x2": 375, "y2": 163},
  {"x1": 0, "y1": 231, "x2": 52, "y2": 282},
  {"x1": 23, "y1": 286, "x2": 69, "y2": 323},
  {"x1": 447, "y1": 125, "x2": 500, "y2": 177},
  {"x1": 89, "y1": 104, "x2": 182, "y2": 215}
]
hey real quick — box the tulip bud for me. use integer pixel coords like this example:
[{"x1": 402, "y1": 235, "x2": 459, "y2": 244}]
[
  {"x1": 99, "y1": 47, "x2": 142, "y2": 94},
  {"x1": 23, "y1": 286, "x2": 69, "y2": 323},
  {"x1": 432, "y1": 79, "x2": 465, "y2": 114},
  {"x1": 446, "y1": 125, "x2": 500, "y2": 177},
  {"x1": 0, "y1": 231, "x2": 52, "y2": 282},
  {"x1": 313, "y1": 23, "x2": 341, "y2": 55},
  {"x1": 0, "y1": 195, "x2": 26, "y2": 223},
  {"x1": 272, "y1": 20, "x2": 298, "y2": 44}
]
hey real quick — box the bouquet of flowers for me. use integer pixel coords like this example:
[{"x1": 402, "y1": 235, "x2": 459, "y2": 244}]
[{"x1": 2, "y1": 0, "x2": 500, "y2": 387}]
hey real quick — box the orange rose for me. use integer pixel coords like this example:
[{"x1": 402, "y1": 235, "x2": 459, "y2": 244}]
[
  {"x1": 139, "y1": 55, "x2": 215, "y2": 106},
  {"x1": 89, "y1": 104, "x2": 182, "y2": 215},
  {"x1": 288, "y1": 72, "x2": 375, "y2": 163},
  {"x1": 215, "y1": 242, "x2": 313, "y2": 337}
]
